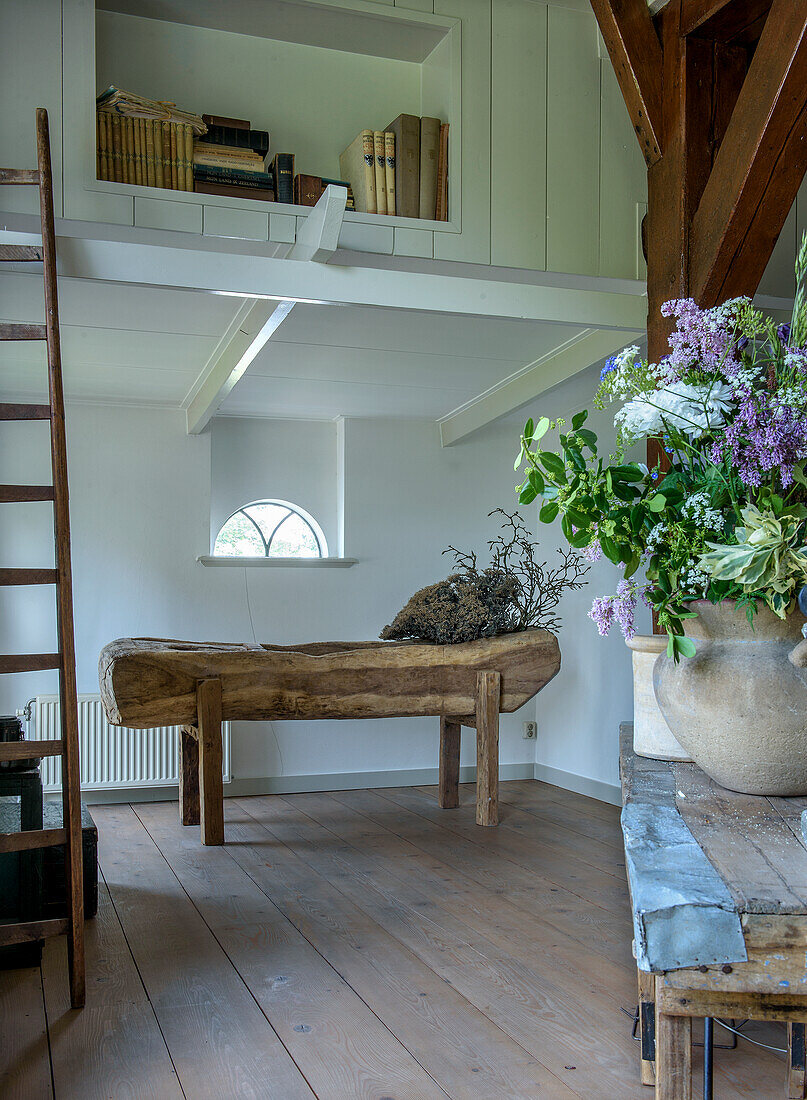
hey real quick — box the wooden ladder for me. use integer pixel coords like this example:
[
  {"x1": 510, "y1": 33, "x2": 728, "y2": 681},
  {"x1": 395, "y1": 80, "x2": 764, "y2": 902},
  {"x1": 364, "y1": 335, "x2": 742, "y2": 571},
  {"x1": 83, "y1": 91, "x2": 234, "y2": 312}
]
[{"x1": 0, "y1": 108, "x2": 84, "y2": 1009}]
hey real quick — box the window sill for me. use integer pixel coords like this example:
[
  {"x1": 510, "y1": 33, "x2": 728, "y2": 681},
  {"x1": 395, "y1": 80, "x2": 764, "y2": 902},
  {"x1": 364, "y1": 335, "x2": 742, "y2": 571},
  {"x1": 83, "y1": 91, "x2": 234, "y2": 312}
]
[{"x1": 197, "y1": 556, "x2": 358, "y2": 568}]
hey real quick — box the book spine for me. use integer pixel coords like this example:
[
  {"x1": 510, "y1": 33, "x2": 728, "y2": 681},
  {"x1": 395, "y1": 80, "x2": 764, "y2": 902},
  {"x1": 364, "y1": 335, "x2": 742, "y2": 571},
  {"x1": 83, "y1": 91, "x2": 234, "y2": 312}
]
[
  {"x1": 273, "y1": 153, "x2": 294, "y2": 203},
  {"x1": 97, "y1": 111, "x2": 107, "y2": 181},
  {"x1": 435, "y1": 123, "x2": 449, "y2": 221},
  {"x1": 373, "y1": 131, "x2": 386, "y2": 215},
  {"x1": 200, "y1": 127, "x2": 270, "y2": 155},
  {"x1": 145, "y1": 119, "x2": 156, "y2": 187},
  {"x1": 133, "y1": 116, "x2": 143, "y2": 186},
  {"x1": 96, "y1": 110, "x2": 102, "y2": 180},
  {"x1": 194, "y1": 166, "x2": 274, "y2": 186},
  {"x1": 111, "y1": 114, "x2": 123, "y2": 182},
  {"x1": 361, "y1": 129, "x2": 376, "y2": 215},
  {"x1": 388, "y1": 115, "x2": 419, "y2": 219},
  {"x1": 418, "y1": 116, "x2": 440, "y2": 220},
  {"x1": 193, "y1": 152, "x2": 264, "y2": 170},
  {"x1": 154, "y1": 121, "x2": 164, "y2": 188},
  {"x1": 183, "y1": 124, "x2": 194, "y2": 191},
  {"x1": 169, "y1": 123, "x2": 178, "y2": 189},
  {"x1": 384, "y1": 131, "x2": 396, "y2": 217},
  {"x1": 195, "y1": 178, "x2": 276, "y2": 194},
  {"x1": 126, "y1": 116, "x2": 136, "y2": 184}
]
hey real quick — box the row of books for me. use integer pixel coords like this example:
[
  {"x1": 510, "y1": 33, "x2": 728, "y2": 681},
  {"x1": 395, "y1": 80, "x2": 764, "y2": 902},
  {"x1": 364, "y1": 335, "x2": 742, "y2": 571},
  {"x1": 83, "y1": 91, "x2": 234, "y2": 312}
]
[
  {"x1": 95, "y1": 86, "x2": 206, "y2": 191},
  {"x1": 193, "y1": 113, "x2": 276, "y2": 199},
  {"x1": 339, "y1": 115, "x2": 448, "y2": 220},
  {"x1": 97, "y1": 110, "x2": 197, "y2": 190}
]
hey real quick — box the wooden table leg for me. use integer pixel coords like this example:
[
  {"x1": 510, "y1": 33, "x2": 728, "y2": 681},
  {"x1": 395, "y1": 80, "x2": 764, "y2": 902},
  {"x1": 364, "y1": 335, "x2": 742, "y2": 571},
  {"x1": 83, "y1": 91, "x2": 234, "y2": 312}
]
[
  {"x1": 638, "y1": 967, "x2": 656, "y2": 1087},
  {"x1": 197, "y1": 679, "x2": 224, "y2": 846},
  {"x1": 655, "y1": 981, "x2": 691, "y2": 1100},
  {"x1": 439, "y1": 717, "x2": 461, "y2": 809},
  {"x1": 789, "y1": 1023, "x2": 807, "y2": 1099},
  {"x1": 475, "y1": 671, "x2": 500, "y2": 827},
  {"x1": 179, "y1": 725, "x2": 200, "y2": 826}
]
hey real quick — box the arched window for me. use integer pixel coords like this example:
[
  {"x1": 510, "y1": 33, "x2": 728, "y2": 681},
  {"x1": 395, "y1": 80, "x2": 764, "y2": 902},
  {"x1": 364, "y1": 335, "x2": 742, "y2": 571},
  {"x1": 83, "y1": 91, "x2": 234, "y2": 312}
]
[{"x1": 214, "y1": 500, "x2": 328, "y2": 559}]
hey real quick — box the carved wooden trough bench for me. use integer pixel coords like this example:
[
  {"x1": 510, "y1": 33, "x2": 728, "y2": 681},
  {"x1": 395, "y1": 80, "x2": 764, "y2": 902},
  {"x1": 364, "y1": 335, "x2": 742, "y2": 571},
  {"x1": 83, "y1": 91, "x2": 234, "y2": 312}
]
[{"x1": 99, "y1": 630, "x2": 560, "y2": 845}]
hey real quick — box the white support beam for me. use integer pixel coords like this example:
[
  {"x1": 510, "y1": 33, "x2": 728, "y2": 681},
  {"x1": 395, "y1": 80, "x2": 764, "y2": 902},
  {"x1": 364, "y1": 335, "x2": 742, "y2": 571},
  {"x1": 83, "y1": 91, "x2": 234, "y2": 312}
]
[
  {"x1": 0, "y1": 212, "x2": 647, "y2": 330},
  {"x1": 286, "y1": 185, "x2": 347, "y2": 262},
  {"x1": 438, "y1": 328, "x2": 639, "y2": 447},
  {"x1": 183, "y1": 298, "x2": 295, "y2": 434}
]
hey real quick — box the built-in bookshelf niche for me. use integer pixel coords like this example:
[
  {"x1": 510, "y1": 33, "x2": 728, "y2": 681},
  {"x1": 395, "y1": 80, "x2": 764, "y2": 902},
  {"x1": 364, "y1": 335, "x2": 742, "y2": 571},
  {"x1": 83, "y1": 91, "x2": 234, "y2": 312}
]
[{"x1": 91, "y1": 0, "x2": 461, "y2": 233}]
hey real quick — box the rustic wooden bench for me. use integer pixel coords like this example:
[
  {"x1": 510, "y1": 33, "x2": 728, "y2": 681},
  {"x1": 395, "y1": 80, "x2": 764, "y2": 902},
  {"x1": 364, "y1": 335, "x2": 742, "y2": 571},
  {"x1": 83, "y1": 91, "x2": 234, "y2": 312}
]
[
  {"x1": 620, "y1": 723, "x2": 807, "y2": 1099},
  {"x1": 99, "y1": 631, "x2": 561, "y2": 845}
]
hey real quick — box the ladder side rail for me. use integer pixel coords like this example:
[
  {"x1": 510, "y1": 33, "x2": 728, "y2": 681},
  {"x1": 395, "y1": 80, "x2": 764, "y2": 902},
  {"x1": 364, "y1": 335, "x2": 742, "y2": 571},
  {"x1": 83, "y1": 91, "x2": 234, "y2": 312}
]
[{"x1": 36, "y1": 107, "x2": 85, "y2": 1009}]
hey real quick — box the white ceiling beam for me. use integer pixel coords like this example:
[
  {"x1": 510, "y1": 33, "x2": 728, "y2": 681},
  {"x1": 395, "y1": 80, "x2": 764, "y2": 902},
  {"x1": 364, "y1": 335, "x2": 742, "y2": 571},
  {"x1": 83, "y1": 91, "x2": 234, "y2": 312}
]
[
  {"x1": 183, "y1": 298, "x2": 295, "y2": 434},
  {"x1": 285, "y1": 185, "x2": 347, "y2": 262},
  {"x1": 438, "y1": 328, "x2": 639, "y2": 447},
  {"x1": 0, "y1": 212, "x2": 647, "y2": 330}
]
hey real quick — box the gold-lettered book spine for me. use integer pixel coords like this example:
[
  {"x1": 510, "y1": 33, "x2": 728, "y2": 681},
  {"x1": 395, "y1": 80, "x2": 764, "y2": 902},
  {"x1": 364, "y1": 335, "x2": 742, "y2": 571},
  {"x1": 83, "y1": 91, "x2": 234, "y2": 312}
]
[
  {"x1": 145, "y1": 119, "x2": 156, "y2": 187},
  {"x1": 154, "y1": 121, "x2": 165, "y2": 188},
  {"x1": 111, "y1": 113, "x2": 123, "y2": 183}
]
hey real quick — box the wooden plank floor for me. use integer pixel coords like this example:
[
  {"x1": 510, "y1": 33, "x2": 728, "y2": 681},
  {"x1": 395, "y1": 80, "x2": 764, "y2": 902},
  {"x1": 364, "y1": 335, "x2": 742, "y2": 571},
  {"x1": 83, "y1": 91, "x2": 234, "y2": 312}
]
[{"x1": 0, "y1": 779, "x2": 789, "y2": 1098}]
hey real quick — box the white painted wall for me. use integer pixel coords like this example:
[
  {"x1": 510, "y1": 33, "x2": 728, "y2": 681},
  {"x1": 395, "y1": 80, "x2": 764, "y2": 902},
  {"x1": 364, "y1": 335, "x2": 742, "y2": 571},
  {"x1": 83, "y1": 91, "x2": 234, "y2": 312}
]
[{"x1": 0, "y1": 391, "x2": 634, "y2": 798}]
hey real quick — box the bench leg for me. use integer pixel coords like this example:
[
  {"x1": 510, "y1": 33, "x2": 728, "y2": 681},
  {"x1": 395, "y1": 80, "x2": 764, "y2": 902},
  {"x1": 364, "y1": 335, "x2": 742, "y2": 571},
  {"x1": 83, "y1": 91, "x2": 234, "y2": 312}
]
[
  {"x1": 638, "y1": 968, "x2": 656, "y2": 1087},
  {"x1": 789, "y1": 1023, "x2": 807, "y2": 1099},
  {"x1": 179, "y1": 725, "x2": 200, "y2": 826},
  {"x1": 197, "y1": 678, "x2": 224, "y2": 846},
  {"x1": 475, "y1": 671, "x2": 500, "y2": 826},
  {"x1": 439, "y1": 718, "x2": 461, "y2": 809},
  {"x1": 655, "y1": 991, "x2": 691, "y2": 1100}
]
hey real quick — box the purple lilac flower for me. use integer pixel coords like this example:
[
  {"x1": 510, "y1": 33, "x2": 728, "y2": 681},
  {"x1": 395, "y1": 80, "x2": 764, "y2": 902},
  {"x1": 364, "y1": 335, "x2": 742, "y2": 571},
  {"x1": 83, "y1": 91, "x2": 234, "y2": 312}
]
[
  {"x1": 588, "y1": 596, "x2": 614, "y2": 637},
  {"x1": 582, "y1": 538, "x2": 603, "y2": 562},
  {"x1": 659, "y1": 298, "x2": 742, "y2": 382},
  {"x1": 709, "y1": 388, "x2": 807, "y2": 488}
]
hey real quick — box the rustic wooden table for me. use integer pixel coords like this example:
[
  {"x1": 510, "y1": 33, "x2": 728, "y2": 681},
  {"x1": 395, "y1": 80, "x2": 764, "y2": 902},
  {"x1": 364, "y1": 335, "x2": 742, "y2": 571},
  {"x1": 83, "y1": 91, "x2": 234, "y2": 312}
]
[{"x1": 620, "y1": 723, "x2": 807, "y2": 1100}]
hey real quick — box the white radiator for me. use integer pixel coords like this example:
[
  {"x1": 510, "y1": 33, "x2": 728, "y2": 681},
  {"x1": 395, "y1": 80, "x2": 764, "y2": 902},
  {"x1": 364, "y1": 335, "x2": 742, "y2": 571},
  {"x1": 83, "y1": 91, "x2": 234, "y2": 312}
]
[{"x1": 28, "y1": 694, "x2": 232, "y2": 793}]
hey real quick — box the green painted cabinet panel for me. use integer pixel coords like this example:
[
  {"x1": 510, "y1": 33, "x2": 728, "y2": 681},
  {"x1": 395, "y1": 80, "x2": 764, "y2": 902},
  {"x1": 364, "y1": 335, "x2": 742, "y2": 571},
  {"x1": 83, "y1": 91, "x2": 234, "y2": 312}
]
[
  {"x1": 491, "y1": 0, "x2": 547, "y2": 271},
  {"x1": 433, "y1": 0, "x2": 491, "y2": 264},
  {"x1": 0, "y1": 0, "x2": 63, "y2": 216},
  {"x1": 599, "y1": 59, "x2": 647, "y2": 279},
  {"x1": 546, "y1": 5, "x2": 600, "y2": 276}
]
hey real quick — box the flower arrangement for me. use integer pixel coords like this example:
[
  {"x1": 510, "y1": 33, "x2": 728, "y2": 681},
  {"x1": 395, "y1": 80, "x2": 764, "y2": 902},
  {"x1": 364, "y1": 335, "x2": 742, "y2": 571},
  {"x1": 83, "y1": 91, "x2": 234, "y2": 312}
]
[{"x1": 514, "y1": 236, "x2": 807, "y2": 660}]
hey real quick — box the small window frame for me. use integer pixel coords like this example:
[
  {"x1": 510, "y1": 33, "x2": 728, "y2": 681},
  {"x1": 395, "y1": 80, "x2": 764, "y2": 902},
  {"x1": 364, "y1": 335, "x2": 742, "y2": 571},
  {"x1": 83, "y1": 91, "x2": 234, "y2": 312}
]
[{"x1": 214, "y1": 498, "x2": 329, "y2": 559}]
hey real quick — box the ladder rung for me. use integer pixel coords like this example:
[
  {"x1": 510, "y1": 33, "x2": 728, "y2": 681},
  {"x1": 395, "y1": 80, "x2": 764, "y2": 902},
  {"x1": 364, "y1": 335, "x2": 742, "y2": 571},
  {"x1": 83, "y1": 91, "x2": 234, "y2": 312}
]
[
  {"x1": 0, "y1": 323, "x2": 47, "y2": 340},
  {"x1": 0, "y1": 484, "x2": 54, "y2": 502},
  {"x1": 0, "y1": 403, "x2": 51, "y2": 420},
  {"x1": 0, "y1": 169, "x2": 39, "y2": 185},
  {"x1": 0, "y1": 738, "x2": 62, "y2": 761},
  {"x1": 0, "y1": 568, "x2": 58, "y2": 585},
  {"x1": 0, "y1": 653, "x2": 61, "y2": 674},
  {"x1": 0, "y1": 827, "x2": 66, "y2": 854},
  {"x1": 0, "y1": 917, "x2": 68, "y2": 948},
  {"x1": 0, "y1": 245, "x2": 43, "y2": 262}
]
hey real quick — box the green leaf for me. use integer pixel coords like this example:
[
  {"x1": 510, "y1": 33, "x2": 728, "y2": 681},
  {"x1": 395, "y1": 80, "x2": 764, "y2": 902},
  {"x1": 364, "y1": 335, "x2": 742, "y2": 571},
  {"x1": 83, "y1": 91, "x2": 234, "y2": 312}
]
[
  {"x1": 539, "y1": 500, "x2": 559, "y2": 523},
  {"x1": 567, "y1": 447, "x2": 586, "y2": 472},
  {"x1": 575, "y1": 428, "x2": 598, "y2": 450},
  {"x1": 534, "y1": 416, "x2": 551, "y2": 441},
  {"x1": 513, "y1": 445, "x2": 525, "y2": 472},
  {"x1": 519, "y1": 484, "x2": 538, "y2": 506},
  {"x1": 538, "y1": 452, "x2": 567, "y2": 479},
  {"x1": 675, "y1": 636, "x2": 697, "y2": 659},
  {"x1": 600, "y1": 535, "x2": 620, "y2": 564},
  {"x1": 648, "y1": 493, "x2": 667, "y2": 513},
  {"x1": 527, "y1": 468, "x2": 546, "y2": 495},
  {"x1": 571, "y1": 409, "x2": 588, "y2": 430}
]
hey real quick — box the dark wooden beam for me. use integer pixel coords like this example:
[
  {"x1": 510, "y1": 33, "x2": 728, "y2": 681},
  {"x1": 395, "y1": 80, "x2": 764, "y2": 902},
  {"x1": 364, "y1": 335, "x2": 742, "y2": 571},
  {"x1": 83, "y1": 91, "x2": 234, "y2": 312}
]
[
  {"x1": 590, "y1": 0, "x2": 664, "y2": 165},
  {"x1": 690, "y1": 0, "x2": 807, "y2": 304},
  {"x1": 681, "y1": 0, "x2": 771, "y2": 42}
]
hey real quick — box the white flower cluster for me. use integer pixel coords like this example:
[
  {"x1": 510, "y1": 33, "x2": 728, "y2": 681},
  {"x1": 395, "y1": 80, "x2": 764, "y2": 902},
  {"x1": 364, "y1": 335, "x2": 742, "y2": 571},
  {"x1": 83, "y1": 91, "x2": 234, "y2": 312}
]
[
  {"x1": 680, "y1": 491, "x2": 724, "y2": 532},
  {"x1": 774, "y1": 384, "x2": 807, "y2": 412},
  {"x1": 680, "y1": 559, "x2": 709, "y2": 594},
  {"x1": 645, "y1": 523, "x2": 666, "y2": 552},
  {"x1": 607, "y1": 345, "x2": 643, "y2": 398},
  {"x1": 615, "y1": 381, "x2": 734, "y2": 444}
]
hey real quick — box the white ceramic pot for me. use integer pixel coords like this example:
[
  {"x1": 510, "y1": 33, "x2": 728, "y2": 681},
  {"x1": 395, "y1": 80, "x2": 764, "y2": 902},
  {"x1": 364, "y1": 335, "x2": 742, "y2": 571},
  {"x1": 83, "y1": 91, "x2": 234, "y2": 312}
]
[{"x1": 626, "y1": 634, "x2": 692, "y2": 761}]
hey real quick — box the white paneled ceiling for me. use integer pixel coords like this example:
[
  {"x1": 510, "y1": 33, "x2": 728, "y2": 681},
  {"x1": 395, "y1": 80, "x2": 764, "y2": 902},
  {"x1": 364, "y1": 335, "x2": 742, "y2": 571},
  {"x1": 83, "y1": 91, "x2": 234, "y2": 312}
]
[{"x1": 0, "y1": 271, "x2": 588, "y2": 420}]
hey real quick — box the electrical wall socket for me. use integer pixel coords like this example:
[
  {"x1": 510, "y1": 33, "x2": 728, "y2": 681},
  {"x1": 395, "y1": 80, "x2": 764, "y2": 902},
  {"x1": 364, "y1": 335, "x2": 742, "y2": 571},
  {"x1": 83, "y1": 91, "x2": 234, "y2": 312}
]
[{"x1": 522, "y1": 721, "x2": 537, "y2": 739}]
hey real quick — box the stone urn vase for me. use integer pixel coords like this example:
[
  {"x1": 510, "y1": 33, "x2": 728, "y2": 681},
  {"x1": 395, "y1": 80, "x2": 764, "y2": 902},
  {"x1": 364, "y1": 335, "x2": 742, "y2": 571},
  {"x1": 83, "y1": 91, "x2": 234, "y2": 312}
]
[
  {"x1": 626, "y1": 635, "x2": 692, "y2": 761},
  {"x1": 654, "y1": 599, "x2": 807, "y2": 795}
]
